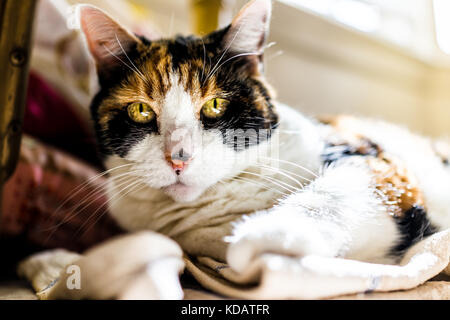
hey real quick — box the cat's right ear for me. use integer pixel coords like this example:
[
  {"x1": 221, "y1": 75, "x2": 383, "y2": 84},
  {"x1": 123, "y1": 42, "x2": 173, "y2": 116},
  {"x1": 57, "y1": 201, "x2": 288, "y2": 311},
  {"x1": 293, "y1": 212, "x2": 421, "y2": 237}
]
[
  {"x1": 223, "y1": 0, "x2": 272, "y2": 54},
  {"x1": 77, "y1": 5, "x2": 150, "y2": 80}
]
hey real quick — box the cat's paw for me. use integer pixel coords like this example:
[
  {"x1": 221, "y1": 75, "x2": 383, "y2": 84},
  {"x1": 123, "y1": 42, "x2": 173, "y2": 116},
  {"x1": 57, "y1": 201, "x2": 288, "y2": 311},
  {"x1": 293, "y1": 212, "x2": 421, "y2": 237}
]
[
  {"x1": 225, "y1": 211, "x2": 343, "y2": 273},
  {"x1": 33, "y1": 232, "x2": 185, "y2": 300}
]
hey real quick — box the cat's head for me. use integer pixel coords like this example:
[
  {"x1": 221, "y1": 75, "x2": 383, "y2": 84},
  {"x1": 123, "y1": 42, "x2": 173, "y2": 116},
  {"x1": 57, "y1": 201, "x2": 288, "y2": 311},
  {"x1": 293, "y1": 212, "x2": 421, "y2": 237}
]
[{"x1": 79, "y1": 0, "x2": 278, "y2": 202}]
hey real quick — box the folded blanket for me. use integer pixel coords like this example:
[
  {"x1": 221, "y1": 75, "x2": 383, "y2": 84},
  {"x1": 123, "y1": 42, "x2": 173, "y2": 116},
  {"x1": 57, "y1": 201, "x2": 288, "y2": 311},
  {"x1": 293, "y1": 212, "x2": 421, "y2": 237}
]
[
  {"x1": 184, "y1": 229, "x2": 450, "y2": 299},
  {"x1": 18, "y1": 227, "x2": 450, "y2": 300},
  {"x1": 18, "y1": 232, "x2": 185, "y2": 300}
]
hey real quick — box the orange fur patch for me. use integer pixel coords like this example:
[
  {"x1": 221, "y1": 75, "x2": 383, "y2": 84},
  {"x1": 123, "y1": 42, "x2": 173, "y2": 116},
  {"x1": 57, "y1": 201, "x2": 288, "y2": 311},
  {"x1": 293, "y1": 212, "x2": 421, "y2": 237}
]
[{"x1": 322, "y1": 115, "x2": 425, "y2": 218}]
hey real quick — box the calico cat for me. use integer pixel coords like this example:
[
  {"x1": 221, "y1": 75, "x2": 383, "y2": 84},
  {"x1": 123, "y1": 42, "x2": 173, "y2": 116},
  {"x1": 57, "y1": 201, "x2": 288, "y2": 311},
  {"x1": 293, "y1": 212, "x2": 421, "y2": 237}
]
[{"x1": 77, "y1": 0, "x2": 450, "y2": 275}]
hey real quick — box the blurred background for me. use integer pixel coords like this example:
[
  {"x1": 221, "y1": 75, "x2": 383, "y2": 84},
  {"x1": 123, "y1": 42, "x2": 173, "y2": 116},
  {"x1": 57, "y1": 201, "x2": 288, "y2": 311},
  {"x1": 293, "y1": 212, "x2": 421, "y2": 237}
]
[
  {"x1": 0, "y1": 0, "x2": 449, "y2": 298},
  {"x1": 31, "y1": 0, "x2": 450, "y2": 137}
]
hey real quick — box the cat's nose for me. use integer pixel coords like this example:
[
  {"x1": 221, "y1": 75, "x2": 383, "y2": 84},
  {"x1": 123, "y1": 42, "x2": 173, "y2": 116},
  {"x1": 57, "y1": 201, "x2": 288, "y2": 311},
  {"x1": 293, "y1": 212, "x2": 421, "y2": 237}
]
[{"x1": 166, "y1": 148, "x2": 192, "y2": 175}]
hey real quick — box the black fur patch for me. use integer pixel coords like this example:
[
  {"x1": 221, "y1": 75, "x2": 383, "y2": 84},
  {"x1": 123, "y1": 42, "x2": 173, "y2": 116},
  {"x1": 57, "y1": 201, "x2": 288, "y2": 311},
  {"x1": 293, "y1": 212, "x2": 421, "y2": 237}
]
[
  {"x1": 90, "y1": 90, "x2": 158, "y2": 158},
  {"x1": 105, "y1": 109, "x2": 158, "y2": 158},
  {"x1": 200, "y1": 77, "x2": 278, "y2": 151},
  {"x1": 321, "y1": 139, "x2": 381, "y2": 166},
  {"x1": 97, "y1": 42, "x2": 142, "y2": 88},
  {"x1": 390, "y1": 205, "x2": 438, "y2": 255},
  {"x1": 321, "y1": 135, "x2": 438, "y2": 257}
]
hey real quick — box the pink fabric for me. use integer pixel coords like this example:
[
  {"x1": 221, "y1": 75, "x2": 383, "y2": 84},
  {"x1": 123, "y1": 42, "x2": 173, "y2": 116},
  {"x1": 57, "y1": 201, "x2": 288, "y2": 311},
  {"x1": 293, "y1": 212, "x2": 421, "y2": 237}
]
[
  {"x1": 1, "y1": 71, "x2": 122, "y2": 254},
  {"x1": 1, "y1": 137, "x2": 123, "y2": 252}
]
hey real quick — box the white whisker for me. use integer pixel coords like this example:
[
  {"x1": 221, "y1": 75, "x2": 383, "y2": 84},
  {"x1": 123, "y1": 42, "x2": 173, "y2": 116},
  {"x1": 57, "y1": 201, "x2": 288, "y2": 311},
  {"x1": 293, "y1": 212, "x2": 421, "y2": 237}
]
[
  {"x1": 114, "y1": 33, "x2": 149, "y2": 85},
  {"x1": 239, "y1": 170, "x2": 300, "y2": 193},
  {"x1": 103, "y1": 44, "x2": 147, "y2": 84},
  {"x1": 259, "y1": 156, "x2": 319, "y2": 178},
  {"x1": 75, "y1": 177, "x2": 148, "y2": 237},
  {"x1": 204, "y1": 22, "x2": 244, "y2": 83},
  {"x1": 208, "y1": 52, "x2": 260, "y2": 80}
]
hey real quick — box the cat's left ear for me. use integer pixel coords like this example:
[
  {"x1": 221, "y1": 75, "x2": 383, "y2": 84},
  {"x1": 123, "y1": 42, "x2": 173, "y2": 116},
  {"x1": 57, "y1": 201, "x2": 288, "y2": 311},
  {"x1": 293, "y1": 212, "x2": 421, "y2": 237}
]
[
  {"x1": 223, "y1": 0, "x2": 272, "y2": 54},
  {"x1": 78, "y1": 5, "x2": 159, "y2": 81}
]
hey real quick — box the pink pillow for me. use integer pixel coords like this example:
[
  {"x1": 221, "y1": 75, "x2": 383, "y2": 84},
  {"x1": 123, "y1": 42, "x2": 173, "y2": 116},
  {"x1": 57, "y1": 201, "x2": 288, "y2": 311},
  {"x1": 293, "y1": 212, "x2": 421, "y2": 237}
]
[
  {"x1": 1, "y1": 136, "x2": 123, "y2": 253},
  {"x1": 24, "y1": 71, "x2": 100, "y2": 166}
]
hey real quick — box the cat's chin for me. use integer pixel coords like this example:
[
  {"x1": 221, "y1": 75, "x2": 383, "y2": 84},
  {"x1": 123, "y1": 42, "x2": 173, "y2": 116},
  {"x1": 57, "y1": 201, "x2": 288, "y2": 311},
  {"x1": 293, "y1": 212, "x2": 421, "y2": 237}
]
[{"x1": 162, "y1": 182, "x2": 205, "y2": 203}]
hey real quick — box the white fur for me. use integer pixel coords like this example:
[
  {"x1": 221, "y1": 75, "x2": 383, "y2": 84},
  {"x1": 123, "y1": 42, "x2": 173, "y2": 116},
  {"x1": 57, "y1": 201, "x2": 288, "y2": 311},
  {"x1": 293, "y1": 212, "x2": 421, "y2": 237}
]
[
  {"x1": 226, "y1": 158, "x2": 400, "y2": 273},
  {"x1": 323, "y1": 118, "x2": 450, "y2": 230}
]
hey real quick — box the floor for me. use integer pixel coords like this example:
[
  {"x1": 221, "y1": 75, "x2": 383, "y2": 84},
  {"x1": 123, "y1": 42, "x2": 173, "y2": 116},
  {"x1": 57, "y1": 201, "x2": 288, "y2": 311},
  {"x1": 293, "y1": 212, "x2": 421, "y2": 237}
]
[
  {"x1": 0, "y1": 282, "x2": 37, "y2": 300},
  {"x1": 0, "y1": 283, "x2": 224, "y2": 300},
  {"x1": 1, "y1": 275, "x2": 449, "y2": 300}
]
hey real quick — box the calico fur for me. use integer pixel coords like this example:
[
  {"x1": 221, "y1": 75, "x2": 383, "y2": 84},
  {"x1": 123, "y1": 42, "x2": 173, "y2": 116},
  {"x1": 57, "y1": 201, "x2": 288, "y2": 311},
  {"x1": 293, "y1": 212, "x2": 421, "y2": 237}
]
[{"x1": 78, "y1": 0, "x2": 450, "y2": 268}]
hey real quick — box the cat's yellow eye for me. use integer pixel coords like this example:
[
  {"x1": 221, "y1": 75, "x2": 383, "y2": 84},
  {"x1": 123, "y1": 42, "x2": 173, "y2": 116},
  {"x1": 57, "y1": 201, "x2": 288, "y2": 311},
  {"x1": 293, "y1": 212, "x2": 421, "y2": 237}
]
[
  {"x1": 201, "y1": 98, "x2": 229, "y2": 119},
  {"x1": 127, "y1": 102, "x2": 155, "y2": 124}
]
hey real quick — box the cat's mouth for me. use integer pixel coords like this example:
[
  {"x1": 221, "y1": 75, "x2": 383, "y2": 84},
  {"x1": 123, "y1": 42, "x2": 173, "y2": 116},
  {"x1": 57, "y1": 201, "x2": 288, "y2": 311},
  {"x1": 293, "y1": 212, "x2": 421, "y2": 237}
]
[
  {"x1": 163, "y1": 182, "x2": 188, "y2": 190},
  {"x1": 162, "y1": 182, "x2": 204, "y2": 203}
]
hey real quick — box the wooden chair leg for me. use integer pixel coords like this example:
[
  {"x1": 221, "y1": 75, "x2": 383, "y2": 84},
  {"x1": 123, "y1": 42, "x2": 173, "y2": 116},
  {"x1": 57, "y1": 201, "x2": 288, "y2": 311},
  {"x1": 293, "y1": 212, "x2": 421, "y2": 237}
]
[{"x1": 0, "y1": 0, "x2": 37, "y2": 229}]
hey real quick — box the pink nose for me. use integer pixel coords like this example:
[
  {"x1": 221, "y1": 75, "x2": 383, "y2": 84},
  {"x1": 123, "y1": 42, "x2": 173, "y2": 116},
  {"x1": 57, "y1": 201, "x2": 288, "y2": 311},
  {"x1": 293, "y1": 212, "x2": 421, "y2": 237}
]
[{"x1": 165, "y1": 148, "x2": 192, "y2": 175}]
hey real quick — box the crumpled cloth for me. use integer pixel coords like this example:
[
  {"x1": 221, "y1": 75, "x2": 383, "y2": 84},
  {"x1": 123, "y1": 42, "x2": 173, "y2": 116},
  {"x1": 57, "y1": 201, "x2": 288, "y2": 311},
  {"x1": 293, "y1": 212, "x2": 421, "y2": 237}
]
[
  {"x1": 18, "y1": 232, "x2": 185, "y2": 300},
  {"x1": 184, "y1": 229, "x2": 450, "y2": 299},
  {"x1": 18, "y1": 228, "x2": 450, "y2": 300}
]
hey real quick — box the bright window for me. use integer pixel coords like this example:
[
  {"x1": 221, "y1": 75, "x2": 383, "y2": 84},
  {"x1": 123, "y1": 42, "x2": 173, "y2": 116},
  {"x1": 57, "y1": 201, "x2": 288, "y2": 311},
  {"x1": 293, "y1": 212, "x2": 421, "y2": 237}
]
[
  {"x1": 278, "y1": 0, "x2": 439, "y2": 60},
  {"x1": 433, "y1": 0, "x2": 450, "y2": 55}
]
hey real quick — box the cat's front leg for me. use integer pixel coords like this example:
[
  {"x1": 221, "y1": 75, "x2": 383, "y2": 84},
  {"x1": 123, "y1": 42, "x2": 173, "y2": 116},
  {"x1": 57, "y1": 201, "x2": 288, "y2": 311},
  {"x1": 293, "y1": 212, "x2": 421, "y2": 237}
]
[{"x1": 226, "y1": 161, "x2": 400, "y2": 272}]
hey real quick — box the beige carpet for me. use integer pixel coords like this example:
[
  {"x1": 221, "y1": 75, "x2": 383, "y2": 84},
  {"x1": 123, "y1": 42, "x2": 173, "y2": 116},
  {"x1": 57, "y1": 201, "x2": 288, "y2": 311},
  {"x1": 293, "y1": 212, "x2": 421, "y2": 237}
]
[
  {"x1": 0, "y1": 282, "x2": 37, "y2": 300},
  {"x1": 2, "y1": 278, "x2": 449, "y2": 300}
]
